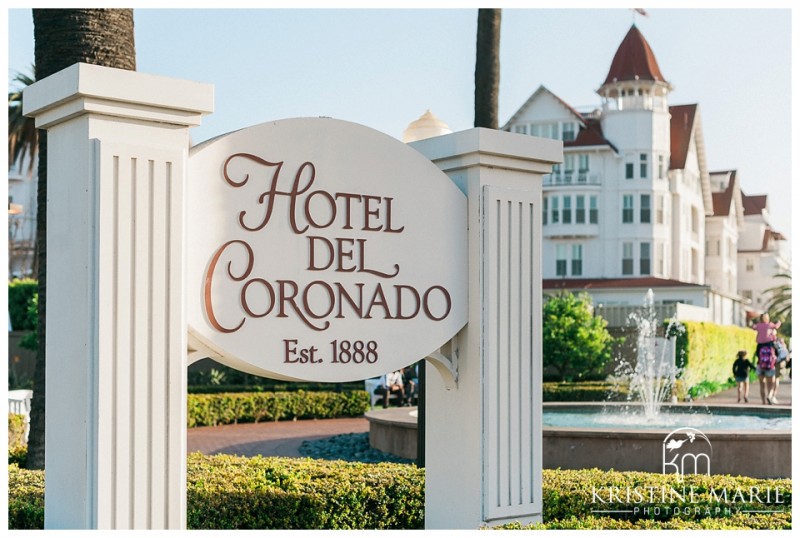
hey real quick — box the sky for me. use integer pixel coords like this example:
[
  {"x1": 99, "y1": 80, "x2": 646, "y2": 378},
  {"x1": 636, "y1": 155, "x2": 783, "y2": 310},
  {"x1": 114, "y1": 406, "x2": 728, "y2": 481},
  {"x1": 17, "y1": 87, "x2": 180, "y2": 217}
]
[{"x1": 4, "y1": 5, "x2": 796, "y2": 243}]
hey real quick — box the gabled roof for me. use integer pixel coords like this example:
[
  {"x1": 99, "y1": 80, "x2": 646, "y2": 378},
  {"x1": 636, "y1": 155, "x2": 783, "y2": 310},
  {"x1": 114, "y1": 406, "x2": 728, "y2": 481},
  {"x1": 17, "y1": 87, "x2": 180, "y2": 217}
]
[
  {"x1": 709, "y1": 170, "x2": 744, "y2": 227},
  {"x1": 565, "y1": 117, "x2": 617, "y2": 151},
  {"x1": 602, "y1": 25, "x2": 667, "y2": 86},
  {"x1": 668, "y1": 104, "x2": 713, "y2": 215},
  {"x1": 742, "y1": 193, "x2": 768, "y2": 216},
  {"x1": 669, "y1": 104, "x2": 697, "y2": 170},
  {"x1": 502, "y1": 85, "x2": 616, "y2": 151},
  {"x1": 502, "y1": 85, "x2": 577, "y2": 130}
]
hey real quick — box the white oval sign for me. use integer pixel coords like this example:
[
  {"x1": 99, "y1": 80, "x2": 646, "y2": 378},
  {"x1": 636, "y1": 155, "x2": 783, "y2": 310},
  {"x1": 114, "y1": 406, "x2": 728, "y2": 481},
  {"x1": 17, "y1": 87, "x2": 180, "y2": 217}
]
[{"x1": 187, "y1": 118, "x2": 467, "y2": 382}]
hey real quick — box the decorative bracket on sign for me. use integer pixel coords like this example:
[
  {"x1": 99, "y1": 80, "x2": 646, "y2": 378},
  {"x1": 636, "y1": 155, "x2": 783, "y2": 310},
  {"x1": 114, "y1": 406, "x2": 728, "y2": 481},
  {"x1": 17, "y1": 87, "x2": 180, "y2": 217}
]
[{"x1": 426, "y1": 336, "x2": 459, "y2": 389}]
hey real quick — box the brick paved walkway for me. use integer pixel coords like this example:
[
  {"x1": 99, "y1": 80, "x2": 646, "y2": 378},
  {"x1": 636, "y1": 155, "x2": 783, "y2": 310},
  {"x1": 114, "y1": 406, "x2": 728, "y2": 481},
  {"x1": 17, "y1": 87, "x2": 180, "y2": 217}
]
[{"x1": 187, "y1": 416, "x2": 369, "y2": 458}]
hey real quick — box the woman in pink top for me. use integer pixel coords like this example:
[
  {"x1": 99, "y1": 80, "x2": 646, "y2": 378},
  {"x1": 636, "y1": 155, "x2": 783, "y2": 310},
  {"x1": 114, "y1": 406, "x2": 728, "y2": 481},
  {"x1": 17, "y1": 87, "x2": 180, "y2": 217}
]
[
  {"x1": 753, "y1": 313, "x2": 781, "y2": 404},
  {"x1": 753, "y1": 313, "x2": 781, "y2": 344}
]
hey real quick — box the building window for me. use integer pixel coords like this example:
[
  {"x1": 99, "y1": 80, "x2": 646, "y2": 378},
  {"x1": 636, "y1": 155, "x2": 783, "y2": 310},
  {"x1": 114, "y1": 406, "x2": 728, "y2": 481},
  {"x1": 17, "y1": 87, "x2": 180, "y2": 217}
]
[
  {"x1": 640, "y1": 242, "x2": 651, "y2": 275},
  {"x1": 746, "y1": 258, "x2": 754, "y2": 272},
  {"x1": 563, "y1": 154, "x2": 575, "y2": 183},
  {"x1": 661, "y1": 243, "x2": 668, "y2": 275},
  {"x1": 691, "y1": 206, "x2": 699, "y2": 234},
  {"x1": 514, "y1": 125, "x2": 527, "y2": 134},
  {"x1": 658, "y1": 155, "x2": 665, "y2": 179},
  {"x1": 571, "y1": 245, "x2": 583, "y2": 276},
  {"x1": 576, "y1": 195, "x2": 586, "y2": 224},
  {"x1": 543, "y1": 197, "x2": 548, "y2": 225},
  {"x1": 556, "y1": 245, "x2": 567, "y2": 276},
  {"x1": 532, "y1": 122, "x2": 558, "y2": 140},
  {"x1": 640, "y1": 194, "x2": 651, "y2": 223},
  {"x1": 640, "y1": 153, "x2": 648, "y2": 178},
  {"x1": 622, "y1": 195, "x2": 634, "y2": 223},
  {"x1": 562, "y1": 195, "x2": 572, "y2": 224},
  {"x1": 589, "y1": 196, "x2": 598, "y2": 224},
  {"x1": 562, "y1": 123, "x2": 576, "y2": 142},
  {"x1": 625, "y1": 161, "x2": 634, "y2": 179},
  {"x1": 551, "y1": 196, "x2": 559, "y2": 223},
  {"x1": 622, "y1": 242, "x2": 634, "y2": 275},
  {"x1": 578, "y1": 154, "x2": 589, "y2": 182}
]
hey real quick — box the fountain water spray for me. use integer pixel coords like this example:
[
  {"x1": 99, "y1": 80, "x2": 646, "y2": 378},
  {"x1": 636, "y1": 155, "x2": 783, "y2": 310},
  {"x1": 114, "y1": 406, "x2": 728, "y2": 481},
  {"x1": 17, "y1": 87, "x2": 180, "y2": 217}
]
[{"x1": 624, "y1": 289, "x2": 683, "y2": 419}]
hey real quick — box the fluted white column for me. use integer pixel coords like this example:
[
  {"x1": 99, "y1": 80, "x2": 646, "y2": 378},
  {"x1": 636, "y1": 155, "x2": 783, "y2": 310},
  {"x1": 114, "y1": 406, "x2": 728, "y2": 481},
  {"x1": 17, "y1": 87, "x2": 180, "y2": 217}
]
[
  {"x1": 411, "y1": 129, "x2": 561, "y2": 528},
  {"x1": 24, "y1": 63, "x2": 213, "y2": 529}
]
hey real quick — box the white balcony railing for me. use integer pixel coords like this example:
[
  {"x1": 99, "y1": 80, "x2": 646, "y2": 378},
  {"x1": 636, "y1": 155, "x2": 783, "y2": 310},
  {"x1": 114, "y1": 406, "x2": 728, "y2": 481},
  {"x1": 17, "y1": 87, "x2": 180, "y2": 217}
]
[{"x1": 543, "y1": 173, "x2": 602, "y2": 186}]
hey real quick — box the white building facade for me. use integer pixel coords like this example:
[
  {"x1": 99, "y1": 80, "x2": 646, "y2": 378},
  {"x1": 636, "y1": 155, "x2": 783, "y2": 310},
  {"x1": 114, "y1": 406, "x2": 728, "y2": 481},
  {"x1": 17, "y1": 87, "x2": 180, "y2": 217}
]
[{"x1": 503, "y1": 25, "x2": 781, "y2": 327}]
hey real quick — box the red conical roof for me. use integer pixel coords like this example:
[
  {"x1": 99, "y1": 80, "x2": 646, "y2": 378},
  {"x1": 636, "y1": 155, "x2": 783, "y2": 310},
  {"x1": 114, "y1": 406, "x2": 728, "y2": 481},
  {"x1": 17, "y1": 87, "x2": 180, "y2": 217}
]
[{"x1": 602, "y1": 25, "x2": 666, "y2": 85}]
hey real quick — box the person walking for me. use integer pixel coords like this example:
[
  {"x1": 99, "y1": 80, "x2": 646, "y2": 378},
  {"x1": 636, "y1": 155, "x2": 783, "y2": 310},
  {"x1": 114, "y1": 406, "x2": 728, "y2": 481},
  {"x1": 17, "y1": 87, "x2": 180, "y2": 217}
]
[
  {"x1": 771, "y1": 338, "x2": 789, "y2": 404},
  {"x1": 752, "y1": 313, "x2": 781, "y2": 404},
  {"x1": 732, "y1": 350, "x2": 753, "y2": 403},
  {"x1": 752, "y1": 313, "x2": 781, "y2": 355}
]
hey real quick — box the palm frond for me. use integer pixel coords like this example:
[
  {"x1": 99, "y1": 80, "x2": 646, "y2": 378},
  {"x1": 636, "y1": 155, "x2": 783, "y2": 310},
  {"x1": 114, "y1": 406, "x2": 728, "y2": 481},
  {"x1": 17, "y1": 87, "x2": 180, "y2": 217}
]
[{"x1": 8, "y1": 68, "x2": 38, "y2": 174}]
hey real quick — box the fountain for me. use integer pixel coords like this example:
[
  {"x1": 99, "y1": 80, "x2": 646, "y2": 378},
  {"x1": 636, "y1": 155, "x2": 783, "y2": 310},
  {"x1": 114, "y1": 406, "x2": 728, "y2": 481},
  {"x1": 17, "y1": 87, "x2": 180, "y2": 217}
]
[
  {"x1": 627, "y1": 289, "x2": 678, "y2": 418},
  {"x1": 542, "y1": 289, "x2": 790, "y2": 478},
  {"x1": 366, "y1": 290, "x2": 791, "y2": 477}
]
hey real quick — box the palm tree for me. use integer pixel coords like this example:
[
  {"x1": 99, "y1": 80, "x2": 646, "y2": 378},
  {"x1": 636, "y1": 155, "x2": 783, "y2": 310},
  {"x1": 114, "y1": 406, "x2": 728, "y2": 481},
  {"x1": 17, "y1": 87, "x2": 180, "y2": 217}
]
[
  {"x1": 764, "y1": 272, "x2": 791, "y2": 336},
  {"x1": 8, "y1": 68, "x2": 38, "y2": 175},
  {"x1": 474, "y1": 8, "x2": 501, "y2": 129},
  {"x1": 26, "y1": 8, "x2": 136, "y2": 470}
]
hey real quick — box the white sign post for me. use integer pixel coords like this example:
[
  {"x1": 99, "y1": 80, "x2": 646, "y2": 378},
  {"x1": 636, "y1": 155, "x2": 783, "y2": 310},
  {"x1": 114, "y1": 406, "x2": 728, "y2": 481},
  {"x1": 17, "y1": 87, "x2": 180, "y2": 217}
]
[
  {"x1": 411, "y1": 130, "x2": 561, "y2": 528},
  {"x1": 24, "y1": 63, "x2": 213, "y2": 529}
]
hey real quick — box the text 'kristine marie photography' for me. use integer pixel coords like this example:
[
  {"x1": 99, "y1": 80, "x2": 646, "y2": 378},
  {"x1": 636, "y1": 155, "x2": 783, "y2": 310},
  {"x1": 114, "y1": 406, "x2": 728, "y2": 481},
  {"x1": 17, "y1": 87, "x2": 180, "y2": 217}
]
[{"x1": 203, "y1": 152, "x2": 456, "y2": 365}]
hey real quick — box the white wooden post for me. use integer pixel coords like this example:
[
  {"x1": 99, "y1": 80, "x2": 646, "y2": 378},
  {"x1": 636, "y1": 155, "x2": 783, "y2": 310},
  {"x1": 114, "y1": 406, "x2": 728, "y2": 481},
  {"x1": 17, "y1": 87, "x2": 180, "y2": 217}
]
[
  {"x1": 23, "y1": 63, "x2": 213, "y2": 529},
  {"x1": 411, "y1": 129, "x2": 561, "y2": 528}
]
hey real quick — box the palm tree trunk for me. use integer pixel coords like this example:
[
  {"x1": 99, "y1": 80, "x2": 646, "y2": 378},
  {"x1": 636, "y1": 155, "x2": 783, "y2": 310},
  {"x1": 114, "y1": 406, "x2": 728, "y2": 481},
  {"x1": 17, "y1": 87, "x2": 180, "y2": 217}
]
[
  {"x1": 27, "y1": 8, "x2": 136, "y2": 470},
  {"x1": 474, "y1": 8, "x2": 501, "y2": 129}
]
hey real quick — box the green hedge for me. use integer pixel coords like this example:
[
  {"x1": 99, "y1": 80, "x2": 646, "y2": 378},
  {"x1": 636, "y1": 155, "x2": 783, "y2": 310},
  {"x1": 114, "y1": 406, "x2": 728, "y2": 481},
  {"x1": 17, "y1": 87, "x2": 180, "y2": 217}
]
[
  {"x1": 188, "y1": 381, "x2": 364, "y2": 394},
  {"x1": 8, "y1": 454, "x2": 425, "y2": 530},
  {"x1": 8, "y1": 414, "x2": 27, "y2": 449},
  {"x1": 187, "y1": 390, "x2": 371, "y2": 427},
  {"x1": 543, "y1": 381, "x2": 629, "y2": 402},
  {"x1": 674, "y1": 322, "x2": 756, "y2": 396},
  {"x1": 187, "y1": 454, "x2": 424, "y2": 529},
  {"x1": 8, "y1": 464, "x2": 45, "y2": 530},
  {"x1": 8, "y1": 279, "x2": 37, "y2": 331},
  {"x1": 9, "y1": 460, "x2": 790, "y2": 530}
]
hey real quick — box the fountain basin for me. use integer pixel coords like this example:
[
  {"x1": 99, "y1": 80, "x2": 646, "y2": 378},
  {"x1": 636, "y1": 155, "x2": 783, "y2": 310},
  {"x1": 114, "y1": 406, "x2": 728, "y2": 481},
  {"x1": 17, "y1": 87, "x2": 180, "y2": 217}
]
[
  {"x1": 544, "y1": 403, "x2": 790, "y2": 478},
  {"x1": 366, "y1": 403, "x2": 791, "y2": 478},
  {"x1": 365, "y1": 407, "x2": 419, "y2": 460}
]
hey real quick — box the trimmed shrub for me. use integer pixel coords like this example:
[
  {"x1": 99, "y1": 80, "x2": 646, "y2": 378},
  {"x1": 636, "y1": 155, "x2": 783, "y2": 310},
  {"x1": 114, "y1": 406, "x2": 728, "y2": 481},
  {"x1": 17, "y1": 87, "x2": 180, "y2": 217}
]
[
  {"x1": 188, "y1": 381, "x2": 364, "y2": 394},
  {"x1": 540, "y1": 468, "x2": 790, "y2": 522},
  {"x1": 8, "y1": 464, "x2": 45, "y2": 530},
  {"x1": 674, "y1": 322, "x2": 756, "y2": 396},
  {"x1": 187, "y1": 390, "x2": 371, "y2": 427},
  {"x1": 8, "y1": 459, "x2": 790, "y2": 530},
  {"x1": 8, "y1": 279, "x2": 37, "y2": 331},
  {"x1": 542, "y1": 381, "x2": 629, "y2": 402},
  {"x1": 187, "y1": 453, "x2": 424, "y2": 529},
  {"x1": 8, "y1": 413, "x2": 27, "y2": 449}
]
